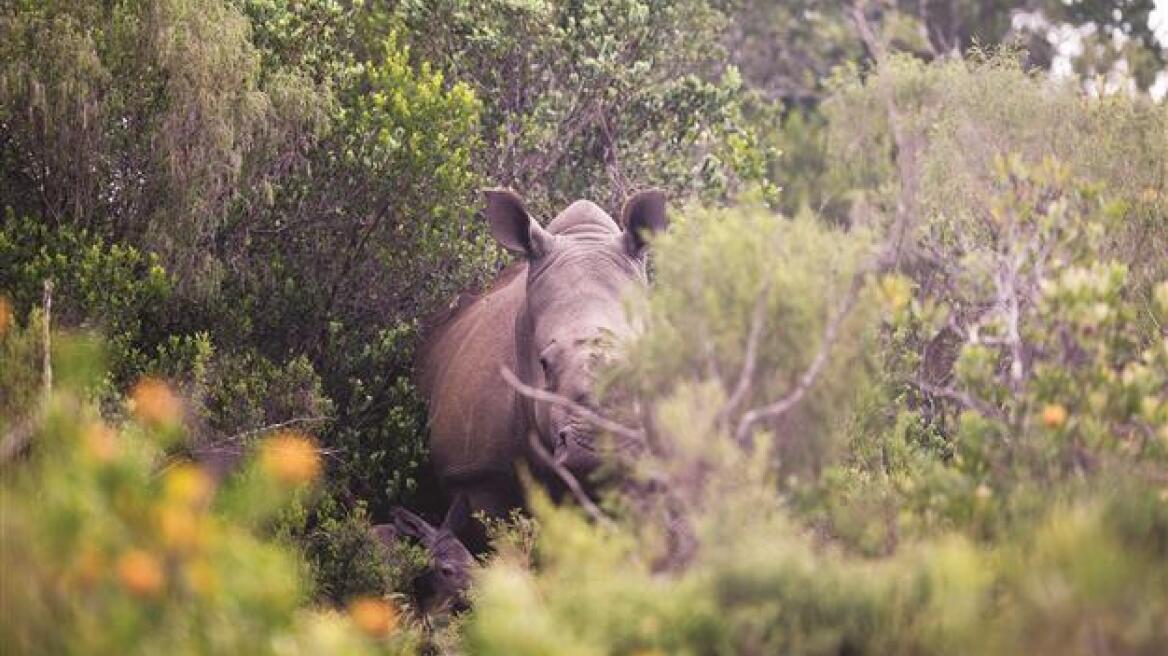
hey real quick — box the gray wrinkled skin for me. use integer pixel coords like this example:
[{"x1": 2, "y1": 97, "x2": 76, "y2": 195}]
[{"x1": 418, "y1": 189, "x2": 667, "y2": 548}]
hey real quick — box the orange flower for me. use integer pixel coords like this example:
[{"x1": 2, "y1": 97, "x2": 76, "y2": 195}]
[
  {"x1": 184, "y1": 558, "x2": 218, "y2": 597},
  {"x1": 130, "y1": 378, "x2": 182, "y2": 428},
  {"x1": 1041, "y1": 403, "x2": 1068, "y2": 429},
  {"x1": 259, "y1": 432, "x2": 322, "y2": 486},
  {"x1": 158, "y1": 505, "x2": 203, "y2": 553},
  {"x1": 81, "y1": 422, "x2": 120, "y2": 462},
  {"x1": 348, "y1": 597, "x2": 399, "y2": 638},
  {"x1": 0, "y1": 296, "x2": 11, "y2": 336},
  {"x1": 163, "y1": 463, "x2": 214, "y2": 508},
  {"x1": 72, "y1": 545, "x2": 105, "y2": 589},
  {"x1": 117, "y1": 549, "x2": 165, "y2": 598}
]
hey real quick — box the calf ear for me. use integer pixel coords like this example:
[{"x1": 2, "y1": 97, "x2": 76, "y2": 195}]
[
  {"x1": 391, "y1": 507, "x2": 438, "y2": 545},
  {"x1": 440, "y1": 494, "x2": 472, "y2": 536},
  {"x1": 621, "y1": 189, "x2": 668, "y2": 256},
  {"x1": 369, "y1": 523, "x2": 399, "y2": 548},
  {"x1": 483, "y1": 188, "x2": 555, "y2": 258}
]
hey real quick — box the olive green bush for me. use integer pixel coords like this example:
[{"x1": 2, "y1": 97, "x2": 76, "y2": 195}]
[
  {"x1": 462, "y1": 53, "x2": 1168, "y2": 655},
  {"x1": 0, "y1": 331, "x2": 420, "y2": 655}
]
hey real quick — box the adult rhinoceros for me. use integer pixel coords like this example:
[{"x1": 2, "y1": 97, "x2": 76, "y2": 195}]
[{"x1": 418, "y1": 188, "x2": 667, "y2": 547}]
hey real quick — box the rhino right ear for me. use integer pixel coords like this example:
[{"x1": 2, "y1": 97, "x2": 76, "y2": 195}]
[
  {"x1": 391, "y1": 507, "x2": 439, "y2": 546},
  {"x1": 483, "y1": 188, "x2": 554, "y2": 258},
  {"x1": 370, "y1": 523, "x2": 399, "y2": 548},
  {"x1": 440, "y1": 493, "x2": 472, "y2": 536}
]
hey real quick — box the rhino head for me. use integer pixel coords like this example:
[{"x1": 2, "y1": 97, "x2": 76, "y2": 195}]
[
  {"x1": 484, "y1": 188, "x2": 668, "y2": 479},
  {"x1": 371, "y1": 497, "x2": 475, "y2": 614}
]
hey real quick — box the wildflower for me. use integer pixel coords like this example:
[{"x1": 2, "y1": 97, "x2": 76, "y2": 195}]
[
  {"x1": 163, "y1": 463, "x2": 214, "y2": 507},
  {"x1": 878, "y1": 274, "x2": 912, "y2": 313},
  {"x1": 130, "y1": 378, "x2": 181, "y2": 428},
  {"x1": 81, "y1": 422, "x2": 119, "y2": 462},
  {"x1": 348, "y1": 597, "x2": 399, "y2": 638},
  {"x1": 72, "y1": 545, "x2": 105, "y2": 589},
  {"x1": 1041, "y1": 403, "x2": 1068, "y2": 429},
  {"x1": 184, "y1": 558, "x2": 218, "y2": 597},
  {"x1": 260, "y1": 432, "x2": 322, "y2": 486},
  {"x1": 158, "y1": 504, "x2": 203, "y2": 554},
  {"x1": 117, "y1": 549, "x2": 165, "y2": 598}
]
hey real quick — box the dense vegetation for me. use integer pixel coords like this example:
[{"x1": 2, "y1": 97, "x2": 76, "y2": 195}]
[{"x1": 2, "y1": 1, "x2": 1167, "y2": 653}]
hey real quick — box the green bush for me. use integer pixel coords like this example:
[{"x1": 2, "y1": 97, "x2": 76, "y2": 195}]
[{"x1": 0, "y1": 333, "x2": 419, "y2": 655}]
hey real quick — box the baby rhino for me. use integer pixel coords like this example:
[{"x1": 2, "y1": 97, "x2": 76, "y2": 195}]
[
  {"x1": 370, "y1": 498, "x2": 475, "y2": 615},
  {"x1": 419, "y1": 188, "x2": 668, "y2": 549}
]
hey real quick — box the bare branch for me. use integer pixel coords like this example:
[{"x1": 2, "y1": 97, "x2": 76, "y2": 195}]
[
  {"x1": 911, "y1": 380, "x2": 1007, "y2": 423},
  {"x1": 733, "y1": 272, "x2": 866, "y2": 447},
  {"x1": 525, "y1": 421, "x2": 614, "y2": 528},
  {"x1": 499, "y1": 366, "x2": 644, "y2": 445},
  {"x1": 42, "y1": 279, "x2": 53, "y2": 400},
  {"x1": 221, "y1": 415, "x2": 334, "y2": 444},
  {"x1": 714, "y1": 284, "x2": 769, "y2": 429},
  {"x1": 499, "y1": 366, "x2": 627, "y2": 527}
]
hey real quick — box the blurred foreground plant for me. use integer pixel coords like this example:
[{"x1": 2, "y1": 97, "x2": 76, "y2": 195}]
[{"x1": 0, "y1": 330, "x2": 419, "y2": 655}]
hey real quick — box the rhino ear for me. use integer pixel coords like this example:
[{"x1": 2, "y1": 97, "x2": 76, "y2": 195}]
[
  {"x1": 440, "y1": 494, "x2": 472, "y2": 536},
  {"x1": 621, "y1": 189, "x2": 668, "y2": 256},
  {"x1": 391, "y1": 507, "x2": 439, "y2": 545},
  {"x1": 483, "y1": 188, "x2": 554, "y2": 258},
  {"x1": 369, "y1": 523, "x2": 399, "y2": 548}
]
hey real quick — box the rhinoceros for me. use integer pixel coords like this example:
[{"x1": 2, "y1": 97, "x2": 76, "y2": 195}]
[
  {"x1": 370, "y1": 498, "x2": 475, "y2": 614},
  {"x1": 418, "y1": 188, "x2": 667, "y2": 547}
]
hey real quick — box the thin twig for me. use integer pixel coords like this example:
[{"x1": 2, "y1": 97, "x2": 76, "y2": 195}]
[
  {"x1": 42, "y1": 279, "x2": 52, "y2": 400},
  {"x1": 221, "y1": 415, "x2": 334, "y2": 443},
  {"x1": 733, "y1": 272, "x2": 866, "y2": 447},
  {"x1": 911, "y1": 380, "x2": 1007, "y2": 423},
  {"x1": 525, "y1": 422, "x2": 614, "y2": 528},
  {"x1": 499, "y1": 366, "x2": 644, "y2": 444},
  {"x1": 714, "y1": 284, "x2": 769, "y2": 429},
  {"x1": 499, "y1": 366, "x2": 625, "y2": 527}
]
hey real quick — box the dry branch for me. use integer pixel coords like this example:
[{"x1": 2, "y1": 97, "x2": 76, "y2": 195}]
[
  {"x1": 733, "y1": 271, "x2": 867, "y2": 447},
  {"x1": 500, "y1": 366, "x2": 623, "y2": 527}
]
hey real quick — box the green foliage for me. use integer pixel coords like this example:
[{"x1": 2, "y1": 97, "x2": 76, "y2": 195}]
[
  {"x1": 395, "y1": 0, "x2": 779, "y2": 213},
  {"x1": 463, "y1": 51, "x2": 1168, "y2": 654},
  {"x1": 5, "y1": 2, "x2": 1168, "y2": 652},
  {"x1": 0, "y1": 340, "x2": 418, "y2": 654},
  {"x1": 0, "y1": 210, "x2": 171, "y2": 387}
]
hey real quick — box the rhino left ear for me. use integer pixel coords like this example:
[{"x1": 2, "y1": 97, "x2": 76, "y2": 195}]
[
  {"x1": 440, "y1": 493, "x2": 472, "y2": 536},
  {"x1": 483, "y1": 188, "x2": 555, "y2": 258},
  {"x1": 391, "y1": 507, "x2": 439, "y2": 546},
  {"x1": 621, "y1": 189, "x2": 668, "y2": 256}
]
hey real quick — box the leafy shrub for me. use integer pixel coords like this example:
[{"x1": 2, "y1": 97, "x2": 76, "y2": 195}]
[{"x1": 0, "y1": 336, "x2": 419, "y2": 655}]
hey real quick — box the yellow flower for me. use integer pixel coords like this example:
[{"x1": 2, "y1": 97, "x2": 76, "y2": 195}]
[
  {"x1": 81, "y1": 422, "x2": 120, "y2": 462},
  {"x1": 163, "y1": 463, "x2": 214, "y2": 507},
  {"x1": 0, "y1": 296, "x2": 11, "y2": 336},
  {"x1": 184, "y1": 558, "x2": 218, "y2": 597},
  {"x1": 260, "y1": 432, "x2": 322, "y2": 486},
  {"x1": 157, "y1": 504, "x2": 204, "y2": 554},
  {"x1": 878, "y1": 274, "x2": 912, "y2": 313},
  {"x1": 130, "y1": 378, "x2": 182, "y2": 428},
  {"x1": 117, "y1": 549, "x2": 165, "y2": 598},
  {"x1": 1041, "y1": 404, "x2": 1068, "y2": 429},
  {"x1": 348, "y1": 597, "x2": 399, "y2": 638},
  {"x1": 72, "y1": 545, "x2": 105, "y2": 589}
]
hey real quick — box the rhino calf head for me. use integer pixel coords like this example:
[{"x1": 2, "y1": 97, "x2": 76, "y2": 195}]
[
  {"x1": 371, "y1": 497, "x2": 475, "y2": 614},
  {"x1": 484, "y1": 188, "x2": 668, "y2": 479}
]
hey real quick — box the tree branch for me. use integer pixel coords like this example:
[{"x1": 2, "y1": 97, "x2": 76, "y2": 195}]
[
  {"x1": 499, "y1": 366, "x2": 645, "y2": 446},
  {"x1": 733, "y1": 271, "x2": 866, "y2": 447}
]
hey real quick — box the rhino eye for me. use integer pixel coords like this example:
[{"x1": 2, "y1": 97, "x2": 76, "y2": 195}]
[{"x1": 538, "y1": 356, "x2": 551, "y2": 377}]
